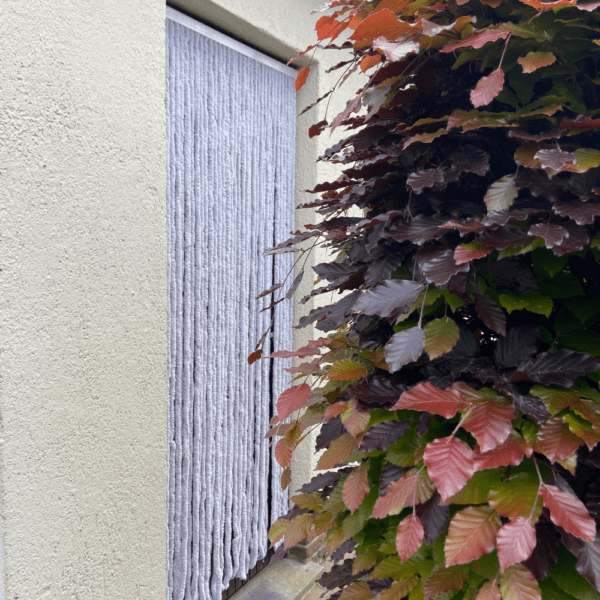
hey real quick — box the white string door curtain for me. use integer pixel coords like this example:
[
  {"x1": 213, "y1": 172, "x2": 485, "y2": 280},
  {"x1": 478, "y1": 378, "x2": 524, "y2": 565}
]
[{"x1": 166, "y1": 9, "x2": 296, "y2": 600}]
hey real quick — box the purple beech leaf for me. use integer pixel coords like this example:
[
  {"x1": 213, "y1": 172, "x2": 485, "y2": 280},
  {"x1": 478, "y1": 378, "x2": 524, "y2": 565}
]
[
  {"x1": 528, "y1": 223, "x2": 569, "y2": 249},
  {"x1": 380, "y1": 463, "x2": 408, "y2": 495},
  {"x1": 286, "y1": 270, "x2": 304, "y2": 299},
  {"x1": 553, "y1": 222, "x2": 589, "y2": 256},
  {"x1": 415, "y1": 492, "x2": 450, "y2": 543},
  {"x1": 348, "y1": 378, "x2": 406, "y2": 409},
  {"x1": 450, "y1": 146, "x2": 490, "y2": 176},
  {"x1": 418, "y1": 246, "x2": 470, "y2": 286},
  {"x1": 385, "y1": 215, "x2": 450, "y2": 245},
  {"x1": 353, "y1": 279, "x2": 423, "y2": 318},
  {"x1": 385, "y1": 326, "x2": 425, "y2": 373},
  {"x1": 475, "y1": 294, "x2": 507, "y2": 336},
  {"x1": 359, "y1": 420, "x2": 411, "y2": 452},
  {"x1": 524, "y1": 520, "x2": 560, "y2": 580},
  {"x1": 513, "y1": 349, "x2": 599, "y2": 387},
  {"x1": 478, "y1": 226, "x2": 530, "y2": 250},
  {"x1": 484, "y1": 175, "x2": 519, "y2": 213},
  {"x1": 553, "y1": 200, "x2": 600, "y2": 225},
  {"x1": 534, "y1": 149, "x2": 576, "y2": 172},
  {"x1": 494, "y1": 326, "x2": 537, "y2": 369},
  {"x1": 577, "y1": 535, "x2": 600, "y2": 589}
]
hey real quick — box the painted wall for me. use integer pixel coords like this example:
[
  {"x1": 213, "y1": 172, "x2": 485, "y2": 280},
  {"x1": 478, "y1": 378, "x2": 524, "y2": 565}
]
[
  {"x1": 0, "y1": 0, "x2": 361, "y2": 597},
  {"x1": 0, "y1": 1, "x2": 168, "y2": 598}
]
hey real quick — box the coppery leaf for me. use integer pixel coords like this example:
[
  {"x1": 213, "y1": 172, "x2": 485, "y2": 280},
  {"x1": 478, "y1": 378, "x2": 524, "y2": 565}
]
[
  {"x1": 343, "y1": 467, "x2": 370, "y2": 512},
  {"x1": 455, "y1": 243, "x2": 492, "y2": 265},
  {"x1": 372, "y1": 469, "x2": 436, "y2": 518},
  {"x1": 445, "y1": 506, "x2": 501, "y2": 566},
  {"x1": 328, "y1": 360, "x2": 369, "y2": 381},
  {"x1": 277, "y1": 383, "x2": 312, "y2": 420},
  {"x1": 518, "y1": 51, "x2": 557, "y2": 74},
  {"x1": 296, "y1": 66, "x2": 310, "y2": 91},
  {"x1": 396, "y1": 514, "x2": 425, "y2": 562},
  {"x1": 500, "y1": 565, "x2": 541, "y2": 600},
  {"x1": 441, "y1": 27, "x2": 510, "y2": 52},
  {"x1": 423, "y1": 436, "x2": 475, "y2": 502},
  {"x1": 316, "y1": 433, "x2": 358, "y2": 470},
  {"x1": 476, "y1": 581, "x2": 501, "y2": 600},
  {"x1": 541, "y1": 485, "x2": 596, "y2": 542},
  {"x1": 424, "y1": 318, "x2": 460, "y2": 359},
  {"x1": 461, "y1": 401, "x2": 516, "y2": 453},
  {"x1": 497, "y1": 518, "x2": 537, "y2": 571},
  {"x1": 471, "y1": 68, "x2": 505, "y2": 108},
  {"x1": 395, "y1": 382, "x2": 469, "y2": 417},
  {"x1": 474, "y1": 433, "x2": 532, "y2": 469},
  {"x1": 537, "y1": 418, "x2": 584, "y2": 463}
]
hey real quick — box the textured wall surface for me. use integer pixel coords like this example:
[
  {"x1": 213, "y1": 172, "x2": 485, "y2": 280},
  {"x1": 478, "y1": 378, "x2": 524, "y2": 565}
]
[
  {"x1": 166, "y1": 17, "x2": 295, "y2": 599},
  {"x1": 0, "y1": 1, "x2": 167, "y2": 598}
]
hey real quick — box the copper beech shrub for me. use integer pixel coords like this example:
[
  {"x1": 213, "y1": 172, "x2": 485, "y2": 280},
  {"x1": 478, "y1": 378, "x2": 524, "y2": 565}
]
[{"x1": 252, "y1": 1, "x2": 600, "y2": 599}]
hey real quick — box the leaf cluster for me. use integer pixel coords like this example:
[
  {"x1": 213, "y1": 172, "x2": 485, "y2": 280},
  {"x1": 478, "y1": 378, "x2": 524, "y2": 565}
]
[{"x1": 259, "y1": 1, "x2": 600, "y2": 599}]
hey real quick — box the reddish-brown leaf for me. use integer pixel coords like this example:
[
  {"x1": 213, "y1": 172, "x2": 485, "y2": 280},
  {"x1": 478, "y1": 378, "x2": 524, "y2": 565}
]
[
  {"x1": 324, "y1": 402, "x2": 347, "y2": 420},
  {"x1": 476, "y1": 581, "x2": 501, "y2": 600},
  {"x1": 423, "y1": 436, "x2": 475, "y2": 502},
  {"x1": 540, "y1": 485, "x2": 596, "y2": 542},
  {"x1": 455, "y1": 243, "x2": 492, "y2": 265},
  {"x1": 441, "y1": 27, "x2": 510, "y2": 52},
  {"x1": 471, "y1": 68, "x2": 505, "y2": 108},
  {"x1": 343, "y1": 467, "x2": 370, "y2": 512},
  {"x1": 445, "y1": 506, "x2": 501, "y2": 566},
  {"x1": 528, "y1": 223, "x2": 569, "y2": 249},
  {"x1": 518, "y1": 0, "x2": 576, "y2": 10},
  {"x1": 537, "y1": 418, "x2": 584, "y2": 462},
  {"x1": 517, "y1": 51, "x2": 556, "y2": 73},
  {"x1": 316, "y1": 15, "x2": 346, "y2": 40},
  {"x1": 316, "y1": 433, "x2": 358, "y2": 470},
  {"x1": 372, "y1": 469, "x2": 436, "y2": 518},
  {"x1": 309, "y1": 119, "x2": 328, "y2": 138},
  {"x1": 296, "y1": 66, "x2": 310, "y2": 91},
  {"x1": 351, "y1": 9, "x2": 409, "y2": 43},
  {"x1": 461, "y1": 401, "x2": 516, "y2": 453},
  {"x1": 275, "y1": 437, "x2": 293, "y2": 468},
  {"x1": 424, "y1": 567, "x2": 468, "y2": 600},
  {"x1": 342, "y1": 402, "x2": 371, "y2": 437},
  {"x1": 497, "y1": 518, "x2": 537, "y2": 571},
  {"x1": 474, "y1": 433, "x2": 532, "y2": 470},
  {"x1": 394, "y1": 382, "x2": 469, "y2": 418},
  {"x1": 396, "y1": 513, "x2": 425, "y2": 562},
  {"x1": 500, "y1": 565, "x2": 541, "y2": 600},
  {"x1": 277, "y1": 383, "x2": 312, "y2": 421},
  {"x1": 248, "y1": 349, "x2": 263, "y2": 365},
  {"x1": 284, "y1": 513, "x2": 314, "y2": 549},
  {"x1": 360, "y1": 54, "x2": 382, "y2": 72}
]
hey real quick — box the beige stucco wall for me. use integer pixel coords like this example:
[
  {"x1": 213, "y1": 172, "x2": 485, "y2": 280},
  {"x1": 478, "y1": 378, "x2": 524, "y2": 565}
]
[
  {"x1": 0, "y1": 0, "x2": 360, "y2": 597},
  {"x1": 0, "y1": 1, "x2": 168, "y2": 598}
]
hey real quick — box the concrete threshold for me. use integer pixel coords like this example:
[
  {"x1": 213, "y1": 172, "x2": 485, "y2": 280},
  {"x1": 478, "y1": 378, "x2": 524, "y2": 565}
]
[{"x1": 229, "y1": 558, "x2": 324, "y2": 600}]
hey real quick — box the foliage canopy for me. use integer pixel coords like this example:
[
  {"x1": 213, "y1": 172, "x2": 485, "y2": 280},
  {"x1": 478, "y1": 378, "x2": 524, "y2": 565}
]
[{"x1": 255, "y1": 1, "x2": 600, "y2": 599}]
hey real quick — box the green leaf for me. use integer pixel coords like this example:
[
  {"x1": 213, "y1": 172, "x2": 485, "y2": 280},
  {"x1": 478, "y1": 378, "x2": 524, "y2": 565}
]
[
  {"x1": 470, "y1": 551, "x2": 500, "y2": 579},
  {"x1": 489, "y1": 472, "x2": 543, "y2": 521},
  {"x1": 532, "y1": 249, "x2": 568, "y2": 277},
  {"x1": 537, "y1": 272, "x2": 584, "y2": 299},
  {"x1": 424, "y1": 318, "x2": 460, "y2": 359},
  {"x1": 499, "y1": 291, "x2": 553, "y2": 317},
  {"x1": 550, "y1": 545, "x2": 600, "y2": 600},
  {"x1": 498, "y1": 238, "x2": 543, "y2": 259},
  {"x1": 387, "y1": 428, "x2": 421, "y2": 467},
  {"x1": 564, "y1": 298, "x2": 600, "y2": 324},
  {"x1": 442, "y1": 290, "x2": 465, "y2": 311},
  {"x1": 446, "y1": 469, "x2": 502, "y2": 505},
  {"x1": 530, "y1": 385, "x2": 579, "y2": 414},
  {"x1": 328, "y1": 360, "x2": 369, "y2": 381}
]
